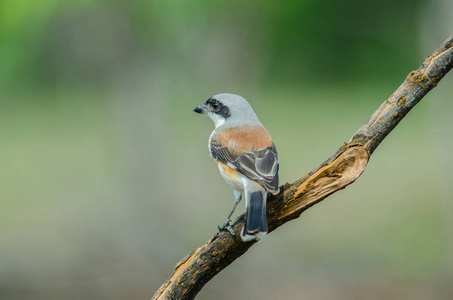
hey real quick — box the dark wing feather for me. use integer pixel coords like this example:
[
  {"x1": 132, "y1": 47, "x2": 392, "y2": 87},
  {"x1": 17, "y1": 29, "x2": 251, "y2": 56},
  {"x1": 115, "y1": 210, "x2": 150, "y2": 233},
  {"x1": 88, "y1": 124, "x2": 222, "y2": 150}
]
[{"x1": 210, "y1": 138, "x2": 280, "y2": 194}]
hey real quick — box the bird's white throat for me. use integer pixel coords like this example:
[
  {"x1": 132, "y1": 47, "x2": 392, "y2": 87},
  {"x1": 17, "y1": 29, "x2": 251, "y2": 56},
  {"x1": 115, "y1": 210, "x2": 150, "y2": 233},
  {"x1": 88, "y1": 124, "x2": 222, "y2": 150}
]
[{"x1": 208, "y1": 112, "x2": 226, "y2": 128}]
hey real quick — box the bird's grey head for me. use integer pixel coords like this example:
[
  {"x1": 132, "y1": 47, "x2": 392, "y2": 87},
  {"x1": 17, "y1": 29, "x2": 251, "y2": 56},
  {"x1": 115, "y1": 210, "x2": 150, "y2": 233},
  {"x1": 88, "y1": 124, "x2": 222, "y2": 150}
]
[{"x1": 193, "y1": 93, "x2": 261, "y2": 128}]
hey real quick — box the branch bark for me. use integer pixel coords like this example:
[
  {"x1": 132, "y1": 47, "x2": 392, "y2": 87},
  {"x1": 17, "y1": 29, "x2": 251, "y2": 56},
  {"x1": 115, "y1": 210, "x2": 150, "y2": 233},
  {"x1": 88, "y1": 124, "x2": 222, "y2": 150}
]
[{"x1": 152, "y1": 34, "x2": 453, "y2": 300}]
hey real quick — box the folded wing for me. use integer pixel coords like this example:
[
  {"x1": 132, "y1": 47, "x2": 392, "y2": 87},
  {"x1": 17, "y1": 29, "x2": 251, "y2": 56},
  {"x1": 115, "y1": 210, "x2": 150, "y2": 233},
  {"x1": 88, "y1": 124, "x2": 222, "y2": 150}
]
[{"x1": 210, "y1": 134, "x2": 280, "y2": 194}]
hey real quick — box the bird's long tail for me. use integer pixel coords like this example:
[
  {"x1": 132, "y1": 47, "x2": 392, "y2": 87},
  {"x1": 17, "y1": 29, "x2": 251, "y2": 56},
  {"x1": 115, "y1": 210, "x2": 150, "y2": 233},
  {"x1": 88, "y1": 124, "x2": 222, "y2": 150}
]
[{"x1": 241, "y1": 189, "x2": 267, "y2": 242}]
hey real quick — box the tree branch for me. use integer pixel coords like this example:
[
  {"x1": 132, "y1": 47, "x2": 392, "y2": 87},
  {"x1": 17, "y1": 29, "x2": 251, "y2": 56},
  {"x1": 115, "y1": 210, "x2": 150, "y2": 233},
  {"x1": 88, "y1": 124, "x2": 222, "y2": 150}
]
[{"x1": 152, "y1": 34, "x2": 453, "y2": 300}]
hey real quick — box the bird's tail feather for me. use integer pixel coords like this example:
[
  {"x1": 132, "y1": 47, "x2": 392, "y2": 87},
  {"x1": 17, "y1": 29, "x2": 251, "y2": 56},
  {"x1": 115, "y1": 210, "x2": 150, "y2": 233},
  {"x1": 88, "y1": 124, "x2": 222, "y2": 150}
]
[{"x1": 241, "y1": 190, "x2": 267, "y2": 242}]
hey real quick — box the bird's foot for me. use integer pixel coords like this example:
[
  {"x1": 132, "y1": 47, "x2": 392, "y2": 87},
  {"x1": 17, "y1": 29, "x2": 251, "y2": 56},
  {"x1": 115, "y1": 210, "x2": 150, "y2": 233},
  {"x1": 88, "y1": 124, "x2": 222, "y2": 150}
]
[{"x1": 218, "y1": 219, "x2": 235, "y2": 237}]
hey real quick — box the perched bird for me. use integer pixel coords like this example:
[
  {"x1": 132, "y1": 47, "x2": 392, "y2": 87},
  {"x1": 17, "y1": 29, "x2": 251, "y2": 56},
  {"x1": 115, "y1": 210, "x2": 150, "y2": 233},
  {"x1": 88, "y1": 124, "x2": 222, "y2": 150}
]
[{"x1": 193, "y1": 93, "x2": 279, "y2": 242}]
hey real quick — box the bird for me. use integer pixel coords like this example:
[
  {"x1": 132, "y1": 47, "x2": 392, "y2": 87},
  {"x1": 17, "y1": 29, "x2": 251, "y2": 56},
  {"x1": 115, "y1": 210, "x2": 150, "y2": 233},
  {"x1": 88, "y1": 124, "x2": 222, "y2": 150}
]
[{"x1": 193, "y1": 93, "x2": 279, "y2": 242}]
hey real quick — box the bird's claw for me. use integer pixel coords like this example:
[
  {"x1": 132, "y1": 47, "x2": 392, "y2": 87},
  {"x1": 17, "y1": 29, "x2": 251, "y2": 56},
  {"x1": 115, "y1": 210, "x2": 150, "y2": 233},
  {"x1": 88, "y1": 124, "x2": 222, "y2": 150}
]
[{"x1": 218, "y1": 219, "x2": 235, "y2": 237}]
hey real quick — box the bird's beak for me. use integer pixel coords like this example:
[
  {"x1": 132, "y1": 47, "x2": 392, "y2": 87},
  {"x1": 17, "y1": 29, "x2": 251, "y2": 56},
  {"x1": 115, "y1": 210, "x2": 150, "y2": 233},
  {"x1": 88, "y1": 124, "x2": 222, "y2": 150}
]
[{"x1": 193, "y1": 105, "x2": 207, "y2": 114}]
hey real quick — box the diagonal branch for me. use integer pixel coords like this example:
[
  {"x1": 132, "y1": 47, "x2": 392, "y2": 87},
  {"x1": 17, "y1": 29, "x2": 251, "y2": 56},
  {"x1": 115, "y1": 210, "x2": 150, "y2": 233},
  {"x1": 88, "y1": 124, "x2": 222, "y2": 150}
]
[{"x1": 152, "y1": 34, "x2": 453, "y2": 300}]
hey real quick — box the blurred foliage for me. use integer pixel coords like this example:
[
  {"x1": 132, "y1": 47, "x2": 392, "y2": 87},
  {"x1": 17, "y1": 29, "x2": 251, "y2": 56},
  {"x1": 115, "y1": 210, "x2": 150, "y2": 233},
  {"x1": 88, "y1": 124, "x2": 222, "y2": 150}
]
[
  {"x1": 0, "y1": 0, "x2": 427, "y2": 93},
  {"x1": 1, "y1": 1, "x2": 452, "y2": 300}
]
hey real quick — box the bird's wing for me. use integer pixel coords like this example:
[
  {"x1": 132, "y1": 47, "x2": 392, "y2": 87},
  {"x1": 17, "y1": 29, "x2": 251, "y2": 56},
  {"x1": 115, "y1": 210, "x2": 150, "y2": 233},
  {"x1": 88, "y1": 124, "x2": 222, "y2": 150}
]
[{"x1": 210, "y1": 129, "x2": 279, "y2": 194}]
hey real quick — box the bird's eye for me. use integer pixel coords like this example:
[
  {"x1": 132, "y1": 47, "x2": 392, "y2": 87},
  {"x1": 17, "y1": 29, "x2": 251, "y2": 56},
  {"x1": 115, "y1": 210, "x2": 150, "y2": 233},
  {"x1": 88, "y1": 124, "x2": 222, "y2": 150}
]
[{"x1": 212, "y1": 102, "x2": 219, "y2": 109}]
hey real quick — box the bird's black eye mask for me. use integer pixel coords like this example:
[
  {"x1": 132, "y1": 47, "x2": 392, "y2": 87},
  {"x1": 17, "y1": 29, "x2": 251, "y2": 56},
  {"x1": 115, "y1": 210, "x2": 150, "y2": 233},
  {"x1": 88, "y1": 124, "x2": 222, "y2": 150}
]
[{"x1": 205, "y1": 98, "x2": 231, "y2": 119}]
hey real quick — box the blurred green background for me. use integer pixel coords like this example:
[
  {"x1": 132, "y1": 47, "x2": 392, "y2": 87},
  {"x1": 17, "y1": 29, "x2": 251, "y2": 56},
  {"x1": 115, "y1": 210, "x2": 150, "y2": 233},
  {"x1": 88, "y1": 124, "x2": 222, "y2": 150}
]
[{"x1": 1, "y1": 0, "x2": 452, "y2": 299}]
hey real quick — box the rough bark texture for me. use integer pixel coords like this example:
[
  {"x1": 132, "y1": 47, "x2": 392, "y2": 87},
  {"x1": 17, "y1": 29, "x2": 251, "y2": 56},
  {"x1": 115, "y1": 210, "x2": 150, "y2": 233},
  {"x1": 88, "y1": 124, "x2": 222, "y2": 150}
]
[{"x1": 152, "y1": 34, "x2": 453, "y2": 300}]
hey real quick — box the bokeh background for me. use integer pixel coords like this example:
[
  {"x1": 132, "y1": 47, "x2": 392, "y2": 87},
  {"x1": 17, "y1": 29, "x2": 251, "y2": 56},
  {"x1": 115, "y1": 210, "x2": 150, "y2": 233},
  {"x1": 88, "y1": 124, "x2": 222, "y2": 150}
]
[{"x1": 1, "y1": 0, "x2": 453, "y2": 299}]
